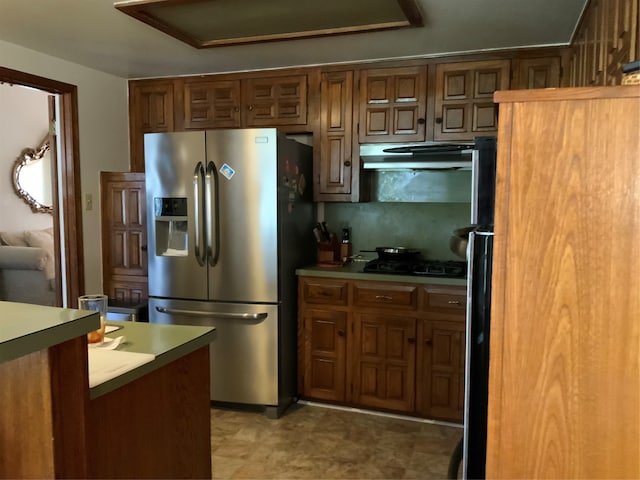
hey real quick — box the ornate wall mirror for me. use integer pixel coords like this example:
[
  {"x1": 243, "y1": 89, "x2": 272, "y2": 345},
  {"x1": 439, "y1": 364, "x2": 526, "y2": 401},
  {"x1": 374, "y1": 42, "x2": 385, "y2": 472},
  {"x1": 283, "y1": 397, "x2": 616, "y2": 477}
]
[{"x1": 12, "y1": 135, "x2": 54, "y2": 214}]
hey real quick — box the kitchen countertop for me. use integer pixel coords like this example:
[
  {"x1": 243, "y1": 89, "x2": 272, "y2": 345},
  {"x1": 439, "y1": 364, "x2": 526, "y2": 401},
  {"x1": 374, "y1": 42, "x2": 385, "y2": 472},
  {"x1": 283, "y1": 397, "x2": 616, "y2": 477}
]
[
  {"x1": 91, "y1": 321, "x2": 217, "y2": 398},
  {"x1": 0, "y1": 300, "x2": 99, "y2": 364},
  {"x1": 0, "y1": 301, "x2": 216, "y2": 399},
  {"x1": 296, "y1": 262, "x2": 467, "y2": 286}
]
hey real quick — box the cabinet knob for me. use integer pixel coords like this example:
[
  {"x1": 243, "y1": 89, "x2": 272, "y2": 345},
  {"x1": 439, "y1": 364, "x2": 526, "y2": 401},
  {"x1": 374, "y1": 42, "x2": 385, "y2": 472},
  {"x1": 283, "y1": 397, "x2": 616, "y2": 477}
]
[
  {"x1": 408, "y1": 337, "x2": 416, "y2": 344},
  {"x1": 234, "y1": 107, "x2": 240, "y2": 112},
  {"x1": 344, "y1": 160, "x2": 351, "y2": 167},
  {"x1": 424, "y1": 338, "x2": 433, "y2": 346},
  {"x1": 435, "y1": 117, "x2": 443, "y2": 124},
  {"x1": 417, "y1": 118, "x2": 426, "y2": 125},
  {"x1": 141, "y1": 245, "x2": 148, "y2": 252},
  {"x1": 338, "y1": 329, "x2": 346, "y2": 337},
  {"x1": 248, "y1": 104, "x2": 254, "y2": 111}
]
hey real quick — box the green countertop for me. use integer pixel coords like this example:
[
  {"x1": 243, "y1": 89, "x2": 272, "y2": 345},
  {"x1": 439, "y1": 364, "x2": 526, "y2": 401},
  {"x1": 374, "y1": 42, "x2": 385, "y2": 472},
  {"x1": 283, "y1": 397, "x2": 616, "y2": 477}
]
[
  {"x1": 0, "y1": 301, "x2": 216, "y2": 399},
  {"x1": 296, "y1": 262, "x2": 467, "y2": 287},
  {"x1": 0, "y1": 301, "x2": 99, "y2": 364},
  {"x1": 91, "y1": 321, "x2": 216, "y2": 398}
]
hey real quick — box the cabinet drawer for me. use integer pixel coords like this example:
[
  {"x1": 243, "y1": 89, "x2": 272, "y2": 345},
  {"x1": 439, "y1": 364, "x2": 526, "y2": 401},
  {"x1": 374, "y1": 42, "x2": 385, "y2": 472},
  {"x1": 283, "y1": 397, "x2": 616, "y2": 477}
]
[
  {"x1": 422, "y1": 285, "x2": 467, "y2": 313},
  {"x1": 300, "y1": 278, "x2": 349, "y2": 306},
  {"x1": 353, "y1": 282, "x2": 418, "y2": 310}
]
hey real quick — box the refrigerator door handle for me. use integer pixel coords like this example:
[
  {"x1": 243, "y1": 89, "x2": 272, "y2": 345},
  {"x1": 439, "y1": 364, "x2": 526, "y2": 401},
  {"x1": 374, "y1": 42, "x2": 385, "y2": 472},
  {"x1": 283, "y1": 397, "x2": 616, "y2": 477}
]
[
  {"x1": 470, "y1": 149, "x2": 480, "y2": 225},
  {"x1": 155, "y1": 306, "x2": 268, "y2": 322},
  {"x1": 193, "y1": 162, "x2": 206, "y2": 267},
  {"x1": 205, "y1": 161, "x2": 220, "y2": 267}
]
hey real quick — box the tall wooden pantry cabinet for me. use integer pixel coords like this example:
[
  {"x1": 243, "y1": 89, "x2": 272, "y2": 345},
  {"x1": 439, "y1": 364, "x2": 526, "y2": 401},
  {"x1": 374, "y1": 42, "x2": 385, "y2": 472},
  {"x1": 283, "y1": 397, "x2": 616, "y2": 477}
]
[{"x1": 486, "y1": 85, "x2": 640, "y2": 478}]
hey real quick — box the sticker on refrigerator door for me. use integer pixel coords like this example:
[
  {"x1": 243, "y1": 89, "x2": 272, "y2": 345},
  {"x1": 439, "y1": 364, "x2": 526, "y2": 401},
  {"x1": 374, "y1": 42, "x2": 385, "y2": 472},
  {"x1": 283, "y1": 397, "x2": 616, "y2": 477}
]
[{"x1": 219, "y1": 163, "x2": 235, "y2": 180}]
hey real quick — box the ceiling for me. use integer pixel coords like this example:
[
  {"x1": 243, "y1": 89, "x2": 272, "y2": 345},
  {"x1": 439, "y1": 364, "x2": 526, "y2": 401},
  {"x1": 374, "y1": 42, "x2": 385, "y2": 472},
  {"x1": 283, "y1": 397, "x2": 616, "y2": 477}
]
[{"x1": 0, "y1": 0, "x2": 588, "y2": 80}]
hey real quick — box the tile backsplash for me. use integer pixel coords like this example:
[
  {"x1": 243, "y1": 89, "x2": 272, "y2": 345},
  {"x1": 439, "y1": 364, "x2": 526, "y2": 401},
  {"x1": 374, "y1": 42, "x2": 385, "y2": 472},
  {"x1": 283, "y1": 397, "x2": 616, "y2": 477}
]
[{"x1": 323, "y1": 202, "x2": 471, "y2": 261}]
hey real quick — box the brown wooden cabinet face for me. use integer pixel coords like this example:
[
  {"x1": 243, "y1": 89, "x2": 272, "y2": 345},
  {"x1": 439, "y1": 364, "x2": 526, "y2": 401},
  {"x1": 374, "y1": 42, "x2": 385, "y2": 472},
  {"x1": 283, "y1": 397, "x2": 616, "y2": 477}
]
[
  {"x1": 318, "y1": 71, "x2": 354, "y2": 199},
  {"x1": 418, "y1": 319, "x2": 465, "y2": 422},
  {"x1": 183, "y1": 80, "x2": 241, "y2": 129},
  {"x1": 359, "y1": 66, "x2": 427, "y2": 143},
  {"x1": 513, "y1": 57, "x2": 561, "y2": 90},
  {"x1": 302, "y1": 309, "x2": 348, "y2": 402},
  {"x1": 352, "y1": 312, "x2": 416, "y2": 412},
  {"x1": 101, "y1": 173, "x2": 148, "y2": 301},
  {"x1": 434, "y1": 60, "x2": 510, "y2": 141},
  {"x1": 243, "y1": 75, "x2": 307, "y2": 126},
  {"x1": 301, "y1": 277, "x2": 349, "y2": 306},
  {"x1": 129, "y1": 81, "x2": 175, "y2": 172}
]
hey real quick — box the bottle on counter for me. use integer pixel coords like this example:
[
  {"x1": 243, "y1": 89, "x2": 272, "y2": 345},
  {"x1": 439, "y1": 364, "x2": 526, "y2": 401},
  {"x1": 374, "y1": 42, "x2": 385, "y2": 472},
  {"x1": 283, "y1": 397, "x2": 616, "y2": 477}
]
[{"x1": 340, "y1": 227, "x2": 352, "y2": 264}]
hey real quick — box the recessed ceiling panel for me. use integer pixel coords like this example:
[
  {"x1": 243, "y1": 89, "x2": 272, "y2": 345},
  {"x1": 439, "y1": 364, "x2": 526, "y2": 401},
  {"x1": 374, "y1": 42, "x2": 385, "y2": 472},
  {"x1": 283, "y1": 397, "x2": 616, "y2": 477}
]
[{"x1": 115, "y1": 0, "x2": 423, "y2": 48}]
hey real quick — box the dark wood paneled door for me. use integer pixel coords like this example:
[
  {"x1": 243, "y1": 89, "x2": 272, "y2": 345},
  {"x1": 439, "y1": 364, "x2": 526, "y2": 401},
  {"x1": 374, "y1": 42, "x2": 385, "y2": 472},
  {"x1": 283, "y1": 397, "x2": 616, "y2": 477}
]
[{"x1": 100, "y1": 172, "x2": 148, "y2": 303}]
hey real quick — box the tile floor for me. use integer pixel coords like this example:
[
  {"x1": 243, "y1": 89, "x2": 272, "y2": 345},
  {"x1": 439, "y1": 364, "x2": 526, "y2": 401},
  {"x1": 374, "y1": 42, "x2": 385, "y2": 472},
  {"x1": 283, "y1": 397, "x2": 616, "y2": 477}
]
[{"x1": 210, "y1": 402, "x2": 462, "y2": 479}]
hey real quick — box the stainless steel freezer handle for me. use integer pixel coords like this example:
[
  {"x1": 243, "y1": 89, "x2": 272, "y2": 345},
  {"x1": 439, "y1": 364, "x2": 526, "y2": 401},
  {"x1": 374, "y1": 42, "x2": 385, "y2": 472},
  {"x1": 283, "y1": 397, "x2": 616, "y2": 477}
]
[
  {"x1": 193, "y1": 162, "x2": 206, "y2": 267},
  {"x1": 205, "y1": 161, "x2": 220, "y2": 267},
  {"x1": 155, "y1": 306, "x2": 268, "y2": 321}
]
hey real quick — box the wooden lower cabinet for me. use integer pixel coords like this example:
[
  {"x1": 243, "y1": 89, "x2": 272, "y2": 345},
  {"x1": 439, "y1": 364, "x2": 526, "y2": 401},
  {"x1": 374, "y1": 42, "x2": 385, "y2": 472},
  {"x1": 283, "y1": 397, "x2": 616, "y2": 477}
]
[
  {"x1": 301, "y1": 308, "x2": 347, "y2": 402},
  {"x1": 298, "y1": 276, "x2": 466, "y2": 421},
  {"x1": 417, "y1": 319, "x2": 465, "y2": 421},
  {"x1": 352, "y1": 312, "x2": 416, "y2": 413}
]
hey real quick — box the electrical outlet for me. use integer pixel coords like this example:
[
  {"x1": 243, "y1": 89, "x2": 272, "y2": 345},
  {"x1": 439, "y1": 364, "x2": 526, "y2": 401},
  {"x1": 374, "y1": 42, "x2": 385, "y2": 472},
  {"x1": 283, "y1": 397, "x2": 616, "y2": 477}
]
[{"x1": 85, "y1": 193, "x2": 93, "y2": 211}]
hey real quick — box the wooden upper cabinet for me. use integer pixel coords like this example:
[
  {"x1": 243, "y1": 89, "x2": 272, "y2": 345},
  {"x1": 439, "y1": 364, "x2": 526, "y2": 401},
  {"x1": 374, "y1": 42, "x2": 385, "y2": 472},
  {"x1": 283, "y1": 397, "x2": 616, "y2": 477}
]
[
  {"x1": 512, "y1": 56, "x2": 562, "y2": 89},
  {"x1": 181, "y1": 74, "x2": 308, "y2": 129},
  {"x1": 183, "y1": 79, "x2": 241, "y2": 129},
  {"x1": 243, "y1": 75, "x2": 307, "y2": 126},
  {"x1": 316, "y1": 71, "x2": 358, "y2": 201},
  {"x1": 100, "y1": 172, "x2": 148, "y2": 302},
  {"x1": 434, "y1": 59, "x2": 510, "y2": 141},
  {"x1": 128, "y1": 80, "x2": 175, "y2": 172},
  {"x1": 359, "y1": 66, "x2": 427, "y2": 143}
]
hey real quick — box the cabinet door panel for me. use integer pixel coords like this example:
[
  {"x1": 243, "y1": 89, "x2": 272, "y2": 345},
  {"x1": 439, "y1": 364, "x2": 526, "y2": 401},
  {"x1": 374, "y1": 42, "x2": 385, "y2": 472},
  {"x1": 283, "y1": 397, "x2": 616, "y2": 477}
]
[
  {"x1": 317, "y1": 71, "x2": 355, "y2": 199},
  {"x1": 302, "y1": 309, "x2": 347, "y2": 402},
  {"x1": 513, "y1": 57, "x2": 561, "y2": 89},
  {"x1": 352, "y1": 313, "x2": 416, "y2": 412},
  {"x1": 418, "y1": 319, "x2": 465, "y2": 422},
  {"x1": 244, "y1": 75, "x2": 307, "y2": 126},
  {"x1": 435, "y1": 60, "x2": 510, "y2": 141},
  {"x1": 300, "y1": 277, "x2": 349, "y2": 305},
  {"x1": 359, "y1": 66, "x2": 427, "y2": 143},
  {"x1": 128, "y1": 80, "x2": 174, "y2": 172},
  {"x1": 183, "y1": 80, "x2": 241, "y2": 129}
]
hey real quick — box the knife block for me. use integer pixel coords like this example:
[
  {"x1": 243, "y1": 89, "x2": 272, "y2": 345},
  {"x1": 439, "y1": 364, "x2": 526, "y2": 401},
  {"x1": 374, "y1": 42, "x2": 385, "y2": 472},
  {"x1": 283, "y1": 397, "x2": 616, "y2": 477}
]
[{"x1": 317, "y1": 234, "x2": 341, "y2": 264}]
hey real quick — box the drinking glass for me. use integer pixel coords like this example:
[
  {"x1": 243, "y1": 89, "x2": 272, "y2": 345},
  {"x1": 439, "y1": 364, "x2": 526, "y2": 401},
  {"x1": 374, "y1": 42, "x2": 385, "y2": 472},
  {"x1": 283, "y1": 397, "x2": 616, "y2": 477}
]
[{"x1": 78, "y1": 294, "x2": 108, "y2": 344}]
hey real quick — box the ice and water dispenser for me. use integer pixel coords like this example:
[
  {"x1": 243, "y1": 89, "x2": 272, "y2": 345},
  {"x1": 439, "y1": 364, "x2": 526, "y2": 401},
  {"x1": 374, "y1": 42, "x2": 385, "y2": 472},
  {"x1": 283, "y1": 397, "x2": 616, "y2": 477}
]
[{"x1": 154, "y1": 197, "x2": 188, "y2": 256}]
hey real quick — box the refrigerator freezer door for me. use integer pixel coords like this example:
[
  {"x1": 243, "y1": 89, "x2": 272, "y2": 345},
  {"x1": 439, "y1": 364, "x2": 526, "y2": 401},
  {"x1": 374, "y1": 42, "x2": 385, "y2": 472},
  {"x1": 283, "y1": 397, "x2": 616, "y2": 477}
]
[
  {"x1": 149, "y1": 297, "x2": 280, "y2": 405},
  {"x1": 145, "y1": 132, "x2": 208, "y2": 300},
  {"x1": 463, "y1": 230, "x2": 493, "y2": 479},
  {"x1": 205, "y1": 129, "x2": 279, "y2": 303}
]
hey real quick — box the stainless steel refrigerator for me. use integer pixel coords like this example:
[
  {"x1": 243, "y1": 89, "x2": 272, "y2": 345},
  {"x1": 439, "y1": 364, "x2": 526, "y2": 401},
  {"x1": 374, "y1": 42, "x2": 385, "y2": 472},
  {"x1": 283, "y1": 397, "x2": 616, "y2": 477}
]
[{"x1": 144, "y1": 128, "x2": 315, "y2": 418}]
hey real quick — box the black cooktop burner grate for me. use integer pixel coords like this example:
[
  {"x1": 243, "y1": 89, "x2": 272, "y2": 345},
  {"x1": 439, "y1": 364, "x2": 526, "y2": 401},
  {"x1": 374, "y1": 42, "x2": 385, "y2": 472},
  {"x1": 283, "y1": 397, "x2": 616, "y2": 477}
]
[{"x1": 363, "y1": 259, "x2": 466, "y2": 278}]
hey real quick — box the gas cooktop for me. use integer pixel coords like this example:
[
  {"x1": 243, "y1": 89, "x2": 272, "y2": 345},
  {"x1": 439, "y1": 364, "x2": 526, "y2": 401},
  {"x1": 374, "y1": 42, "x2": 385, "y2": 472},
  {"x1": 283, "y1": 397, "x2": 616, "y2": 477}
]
[{"x1": 362, "y1": 259, "x2": 467, "y2": 278}]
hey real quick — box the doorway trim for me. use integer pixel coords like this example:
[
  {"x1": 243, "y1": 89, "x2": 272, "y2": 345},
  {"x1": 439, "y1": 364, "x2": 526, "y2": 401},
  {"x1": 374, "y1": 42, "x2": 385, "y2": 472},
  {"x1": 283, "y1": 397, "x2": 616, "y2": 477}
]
[{"x1": 0, "y1": 66, "x2": 84, "y2": 306}]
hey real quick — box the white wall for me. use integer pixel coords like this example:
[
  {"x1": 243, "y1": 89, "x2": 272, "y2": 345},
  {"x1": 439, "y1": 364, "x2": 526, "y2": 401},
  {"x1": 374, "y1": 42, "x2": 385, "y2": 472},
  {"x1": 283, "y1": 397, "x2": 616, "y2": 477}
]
[
  {"x1": 0, "y1": 40, "x2": 130, "y2": 295},
  {"x1": 0, "y1": 83, "x2": 53, "y2": 232}
]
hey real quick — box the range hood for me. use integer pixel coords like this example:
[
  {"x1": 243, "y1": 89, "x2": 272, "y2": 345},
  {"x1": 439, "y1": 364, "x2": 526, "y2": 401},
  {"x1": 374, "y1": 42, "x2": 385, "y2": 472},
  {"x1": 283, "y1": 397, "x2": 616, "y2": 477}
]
[{"x1": 360, "y1": 143, "x2": 473, "y2": 170}]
